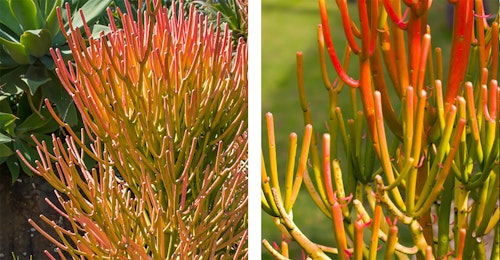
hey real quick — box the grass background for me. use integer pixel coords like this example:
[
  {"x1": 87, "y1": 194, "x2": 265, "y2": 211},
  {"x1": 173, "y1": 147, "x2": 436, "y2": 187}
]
[{"x1": 261, "y1": 0, "x2": 497, "y2": 259}]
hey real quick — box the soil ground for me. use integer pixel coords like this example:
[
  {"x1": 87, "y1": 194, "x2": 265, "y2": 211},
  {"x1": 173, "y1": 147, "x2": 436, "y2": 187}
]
[{"x1": 0, "y1": 166, "x2": 64, "y2": 259}]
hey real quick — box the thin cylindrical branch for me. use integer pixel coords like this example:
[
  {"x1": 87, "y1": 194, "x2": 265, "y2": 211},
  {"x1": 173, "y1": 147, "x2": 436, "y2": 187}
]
[
  {"x1": 369, "y1": 204, "x2": 382, "y2": 260},
  {"x1": 266, "y1": 113, "x2": 282, "y2": 200},
  {"x1": 415, "y1": 118, "x2": 466, "y2": 217},
  {"x1": 383, "y1": 0, "x2": 407, "y2": 29},
  {"x1": 322, "y1": 134, "x2": 335, "y2": 204},
  {"x1": 296, "y1": 52, "x2": 329, "y2": 208},
  {"x1": 444, "y1": 0, "x2": 474, "y2": 105},
  {"x1": 383, "y1": 222, "x2": 398, "y2": 260},
  {"x1": 271, "y1": 188, "x2": 332, "y2": 259},
  {"x1": 373, "y1": 91, "x2": 405, "y2": 209},
  {"x1": 283, "y1": 133, "x2": 298, "y2": 213},
  {"x1": 336, "y1": 0, "x2": 361, "y2": 54},
  {"x1": 354, "y1": 218, "x2": 365, "y2": 260},
  {"x1": 290, "y1": 124, "x2": 313, "y2": 207},
  {"x1": 318, "y1": 0, "x2": 359, "y2": 87}
]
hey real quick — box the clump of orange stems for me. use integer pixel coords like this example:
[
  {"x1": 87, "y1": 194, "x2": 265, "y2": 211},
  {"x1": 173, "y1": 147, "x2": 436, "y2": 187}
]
[
  {"x1": 262, "y1": 0, "x2": 498, "y2": 259},
  {"x1": 19, "y1": 0, "x2": 248, "y2": 258}
]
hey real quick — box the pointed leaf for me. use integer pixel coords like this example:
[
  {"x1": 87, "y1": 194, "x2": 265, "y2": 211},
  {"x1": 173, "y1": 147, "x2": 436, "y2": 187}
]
[
  {"x1": 43, "y1": 0, "x2": 62, "y2": 39},
  {"x1": 0, "y1": 65, "x2": 28, "y2": 94},
  {"x1": 37, "y1": 0, "x2": 57, "y2": 17},
  {"x1": 0, "y1": 133, "x2": 12, "y2": 144},
  {"x1": 91, "y1": 24, "x2": 111, "y2": 37},
  {"x1": 15, "y1": 107, "x2": 54, "y2": 133},
  {"x1": 21, "y1": 63, "x2": 51, "y2": 94},
  {"x1": 42, "y1": 80, "x2": 78, "y2": 126},
  {"x1": 38, "y1": 54, "x2": 55, "y2": 70},
  {"x1": 0, "y1": 112, "x2": 17, "y2": 129},
  {"x1": 0, "y1": 27, "x2": 20, "y2": 43},
  {"x1": 0, "y1": 37, "x2": 29, "y2": 64},
  {"x1": 10, "y1": 0, "x2": 40, "y2": 31},
  {"x1": 0, "y1": 98, "x2": 12, "y2": 111},
  {"x1": 0, "y1": 46, "x2": 18, "y2": 68},
  {"x1": 68, "y1": 0, "x2": 112, "y2": 30},
  {"x1": 0, "y1": 143, "x2": 14, "y2": 157},
  {"x1": 6, "y1": 157, "x2": 20, "y2": 181},
  {"x1": 0, "y1": 1, "x2": 22, "y2": 35},
  {"x1": 20, "y1": 29, "x2": 52, "y2": 58}
]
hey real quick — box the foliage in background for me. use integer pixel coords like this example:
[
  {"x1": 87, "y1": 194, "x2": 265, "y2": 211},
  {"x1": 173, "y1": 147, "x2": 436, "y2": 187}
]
[
  {"x1": 0, "y1": 0, "x2": 112, "y2": 180},
  {"x1": 262, "y1": 0, "x2": 499, "y2": 259},
  {"x1": 20, "y1": 0, "x2": 248, "y2": 258},
  {"x1": 193, "y1": 0, "x2": 248, "y2": 43}
]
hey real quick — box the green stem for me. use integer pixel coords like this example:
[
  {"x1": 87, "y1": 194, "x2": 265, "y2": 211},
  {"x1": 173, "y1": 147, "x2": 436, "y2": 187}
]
[
  {"x1": 284, "y1": 133, "x2": 298, "y2": 213},
  {"x1": 436, "y1": 173, "x2": 454, "y2": 258},
  {"x1": 296, "y1": 52, "x2": 329, "y2": 207},
  {"x1": 415, "y1": 118, "x2": 466, "y2": 217},
  {"x1": 383, "y1": 225, "x2": 398, "y2": 260},
  {"x1": 490, "y1": 221, "x2": 500, "y2": 259},
  {"x1": 290, "y1": 124, "x2": 313, "y2": 207},
  {"x1": 262, "y1": 151, "x2": 280, "y2": 216},
  {"x1": 369, "y1": 203, "x2": 382, "y2": 260},
  {"x1": 475, "y1": 173, "x2": 499, "y2": 236},
  {"x1": 374, "y1": 91, "x2": 405, "y2": 210},
  {"x1": 265, "y1": 113, "x2": 282, "y2": 201}
]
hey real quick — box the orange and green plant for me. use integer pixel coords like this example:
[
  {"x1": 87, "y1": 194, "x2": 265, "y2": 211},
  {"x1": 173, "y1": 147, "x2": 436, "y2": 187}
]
[
  {"x1": 262, "y1": 0, "x2": 498, "y2": 259},
  {"x1": 19, "y1": 0, "x2": 248, "y2": 258}
]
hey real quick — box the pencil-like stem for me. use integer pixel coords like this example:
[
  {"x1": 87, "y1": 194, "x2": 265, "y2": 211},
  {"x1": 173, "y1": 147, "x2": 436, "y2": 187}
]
[
  {"x1": 262, "y1": 0, "x2": 498, "y2": 258},
  {"x1": 444, "y1": 0, "x2": 474, "y2": 105},
  {"x1": 318, "y1": 0, "x2": 359, "y2": 87}
]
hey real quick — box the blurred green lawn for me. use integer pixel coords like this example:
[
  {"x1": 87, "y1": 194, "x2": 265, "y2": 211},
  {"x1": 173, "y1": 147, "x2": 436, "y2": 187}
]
[
  {"x1": 259, "y1": 0, "x2": 500, "y2": 258},
  {"x1": 261, "y1": 1, "x2": 349, "y2": 259}
]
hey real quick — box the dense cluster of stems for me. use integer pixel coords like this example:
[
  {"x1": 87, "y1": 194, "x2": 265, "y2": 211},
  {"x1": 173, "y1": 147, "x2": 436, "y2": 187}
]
[
  {"x1": 262, "y1": 0, "x2": 498, "y2": 259},
  {"x1": 19, "y1": 0, "x2": 248, "y2": 258}
]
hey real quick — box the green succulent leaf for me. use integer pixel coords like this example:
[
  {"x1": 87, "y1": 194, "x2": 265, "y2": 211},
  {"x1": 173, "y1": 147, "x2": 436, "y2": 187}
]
[
  {"x1": 42, "y1": 80, "x2": 78, "y2": 126},
  {"x1": 0, "y1": 37, "x2": 29, "y2": 64},
  {"x1": 15, "y1": 93, "x2": 35, "y2": 122},
  {"x1": 0, "y1": 143, "x2": 14, "y2": 157},
  {"x1": 68, "y1": 0, "x2": 112, "y2": 31},
  {"x1": 0, "y1": 46, "x2": 18, "y2": 68},
  {"x1": 38, "y1": 0, "x2": 60, "y2": 17},
  {"x1": 6, "y1": 157, "x2": 20, "y2": 181},
  {"x1": 0, "y1": 1, "x2": 22, "y2": 35},
  {"x1": 0, "y1": 133, "x2": 12, "y2": 144},
  {"x1": 91, "y1": 24, "x2": 111, "y2": 37},
  {"x1": 0, "y1": 112, "x2": 17, "y2": 130},
  {"x1": 44, "y1": 0, "x2": 63, "y2": 39},
  {"x1": 214, "y1": 1, "x2": 240, "y2": 27},
  {"x1": 0, "y1": 26, "x2": 20, "y2": 44},
  {"x1": 0, "y1": 66, "x2": 29, "y2": 94},
  {"x1": 38, "y1": 55, "x2": 55, "y2": 70},
  {"x1": 15, "y1": 106, "x2": 55, "y2": 133},
  {"x1": 20, "y1": 29, "x2": 52, "y2": 58},
  {"x1": 21, "y1": 63, "x2": 51, "y2": 94},
  {"x1": 9, "y1": 0, "x2": 41, "y2": 31}
]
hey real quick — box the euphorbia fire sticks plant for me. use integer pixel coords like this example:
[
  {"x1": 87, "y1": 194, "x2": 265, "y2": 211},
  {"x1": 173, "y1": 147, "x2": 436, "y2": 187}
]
[
  {"x1": 262, "y1": 0, "x2": 498, "y2": 259},
  {"x1": 19, "y1": 0, "x2": 248, "y2": 258}
]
